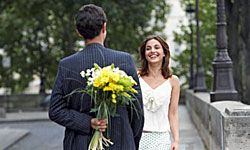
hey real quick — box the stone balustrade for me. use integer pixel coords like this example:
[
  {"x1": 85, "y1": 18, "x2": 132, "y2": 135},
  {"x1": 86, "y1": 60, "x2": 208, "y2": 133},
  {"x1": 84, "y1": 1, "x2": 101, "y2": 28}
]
[{"x1": 185, "y1": 90, "x2": 250, "y2": 150}]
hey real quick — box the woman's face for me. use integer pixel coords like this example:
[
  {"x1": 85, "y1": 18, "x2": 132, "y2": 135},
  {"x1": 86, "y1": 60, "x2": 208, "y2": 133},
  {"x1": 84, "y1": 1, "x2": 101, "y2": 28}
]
[{"x1": 145, "y1": 39, "x2": 165, "y2": 64}]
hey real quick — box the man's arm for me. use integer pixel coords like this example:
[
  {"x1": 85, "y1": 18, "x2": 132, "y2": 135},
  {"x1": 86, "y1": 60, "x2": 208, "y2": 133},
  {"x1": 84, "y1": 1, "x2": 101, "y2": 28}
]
[
  {"x1": 48, "y1": 61, "x2": 92, "y2": 135},
  {"x1": 127, "y1": 55, "x2": 144, "y2": 149}
]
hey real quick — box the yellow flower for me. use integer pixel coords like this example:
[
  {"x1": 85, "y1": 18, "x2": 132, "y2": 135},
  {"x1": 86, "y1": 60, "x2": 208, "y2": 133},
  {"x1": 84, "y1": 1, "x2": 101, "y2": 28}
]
[
  {"x1": 93, "y1": 71, "x2": 109, "y2": 88},
  {"x1": 109, "y1": 72, "x2": 120, "y2": 82},
  {"x1": 111, "y1": 93, "x2": 117, "y2": 104},
  {"x1": 130, "y1": 88, "x2": 138, "y2": 93},
  {"x1": 78, "y1": 63, "x2": 139, "y2": 150},
  {"x1": 103, "y1": 86, "x2": 112, "y2": 91},
  {"x1": 118, "y1": 77, "x2": 133, "y2": 87},
  {"x1": 103, "y1": 82, "x2": 124, "y2": 92},
  {"x1": 121, "y1": 92, "x2": 131, "y2": 98},
  {"x1": 112, "y1": 98, "x2": 117, "y2": 104},
  {"x1": 112, "y1": 93, "x2": 116, "y2": 99}
]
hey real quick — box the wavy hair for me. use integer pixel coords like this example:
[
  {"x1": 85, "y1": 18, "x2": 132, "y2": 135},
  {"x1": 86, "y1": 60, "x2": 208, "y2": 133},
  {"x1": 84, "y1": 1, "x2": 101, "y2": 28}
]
[{"x1": 138, "y1": 35, "x2": 172, "y2": 79}]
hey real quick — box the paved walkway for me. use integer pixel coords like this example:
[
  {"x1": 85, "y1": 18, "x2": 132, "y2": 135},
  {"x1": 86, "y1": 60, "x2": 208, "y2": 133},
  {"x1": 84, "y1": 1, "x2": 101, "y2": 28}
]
[
  {"x1": 179, "y1": 105, "x2": 206, "y2": 150},
  {"x1": 0, "y1": 128, "x2": 29, "y2": 150},
  {"x1": 0, "y1": 112, "x2": 50, "y2": 150},
  {"x1": 0, "y1": 105, "x2": 205, "y2": 150}
]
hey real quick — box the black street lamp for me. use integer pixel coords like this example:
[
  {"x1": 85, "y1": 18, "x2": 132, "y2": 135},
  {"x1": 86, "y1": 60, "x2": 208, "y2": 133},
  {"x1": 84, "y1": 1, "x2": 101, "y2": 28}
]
[
  {"x1": 2, "y1": 56, "x2": 11, "y2": 112},
  {"x1": 186, "y1": 3, "x2": 195, "y2": 89},
  {"x1": 210, "y1": 0, "x2": 238, "y2": 102},
  {"x1": 194, "y1": 0, "x2": 207, "y2": 92},
  {"x1": 39, "y1": 47, "x2": 46, "y2": 95}
]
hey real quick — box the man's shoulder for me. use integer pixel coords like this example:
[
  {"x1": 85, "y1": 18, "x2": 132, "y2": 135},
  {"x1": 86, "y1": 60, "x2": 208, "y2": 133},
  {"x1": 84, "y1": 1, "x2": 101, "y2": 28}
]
[
  {"x1": 105, "y1": 48, "x2": 131, "y2": 57},
  {"x1": 59, "y1": 52, "x2": 80, "y2": 66}
]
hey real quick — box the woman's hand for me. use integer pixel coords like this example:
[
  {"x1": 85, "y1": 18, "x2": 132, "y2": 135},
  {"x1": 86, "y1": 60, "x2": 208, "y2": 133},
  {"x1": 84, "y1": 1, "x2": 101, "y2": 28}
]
[
  {"x1": 91, "y1": 118, "x2": 107, "y2": 132},
  {"x1": 170, "y1": 141, "x2": 179, "y2": 150}
]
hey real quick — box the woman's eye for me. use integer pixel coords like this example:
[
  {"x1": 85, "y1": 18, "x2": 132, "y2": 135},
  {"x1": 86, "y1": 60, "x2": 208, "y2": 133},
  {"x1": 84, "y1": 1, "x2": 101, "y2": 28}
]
[{"x1": 155, "y1": 46, "x2": 160, "y2": 49}]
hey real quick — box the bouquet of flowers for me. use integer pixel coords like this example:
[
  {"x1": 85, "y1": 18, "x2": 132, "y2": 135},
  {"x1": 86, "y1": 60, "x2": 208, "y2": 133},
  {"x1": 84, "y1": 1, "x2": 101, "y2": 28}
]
[{"x1": 79, "y1": 63, "x2": 138, "y2": 150}]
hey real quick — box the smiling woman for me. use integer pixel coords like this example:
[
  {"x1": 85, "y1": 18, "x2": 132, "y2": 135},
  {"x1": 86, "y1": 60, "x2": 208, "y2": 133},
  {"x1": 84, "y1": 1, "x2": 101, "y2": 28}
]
[
  {"x1": 145, "y1": 39, "x2": 166, "y2": 64},
  {"x1": 139, "y1": 35, "x2": 172, "y2": 79},
  {"x1": 138, "y1": 35, "x2": 180, "y2": 150}
]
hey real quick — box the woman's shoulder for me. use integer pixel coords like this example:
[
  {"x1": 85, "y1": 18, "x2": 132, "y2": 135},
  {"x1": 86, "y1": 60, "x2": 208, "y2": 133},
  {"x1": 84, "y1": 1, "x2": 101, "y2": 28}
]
[{"x1": 168, "y1": 75, "x2": 180, "y2": 87}]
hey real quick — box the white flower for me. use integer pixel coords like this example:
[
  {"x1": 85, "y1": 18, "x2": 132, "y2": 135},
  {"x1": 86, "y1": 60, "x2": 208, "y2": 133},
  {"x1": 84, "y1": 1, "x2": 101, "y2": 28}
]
[
  {"x1": 116, "y1": 69, "x2": 126, "y2": 76},
  {"x1": 87, "y1": 77, "x2": 94, "y2": 85},
  {"x1": 106, "y1": 66, "x2": 112, "y2": 70},
  {"x1": 87, "y1": 81, "x2": 92, "y2": 86},
  {"x1": 92, "y1": 70, "x2": 100, "y2": 79},
  {"x1": 113, "y1": 68, "x2": 120, "y2": 73},
  {"x1": 86, "y1": 69, "x2": 92, "y2": 76},
  {"x1": 80, "y1": 71, "x2": 85, "y2": 78}
]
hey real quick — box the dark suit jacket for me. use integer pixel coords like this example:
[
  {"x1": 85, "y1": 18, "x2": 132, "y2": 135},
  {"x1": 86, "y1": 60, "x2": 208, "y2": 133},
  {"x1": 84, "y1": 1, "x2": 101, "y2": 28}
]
[{"x1": 49, "y1": 43, "x2": 144, "y2": 150}]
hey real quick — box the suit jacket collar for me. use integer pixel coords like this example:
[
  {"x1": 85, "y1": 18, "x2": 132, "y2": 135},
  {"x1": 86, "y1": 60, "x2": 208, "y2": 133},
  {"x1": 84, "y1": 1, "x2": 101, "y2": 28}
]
[{"x1": 85, "y1": 43, "x2": 104, "y2": 48}]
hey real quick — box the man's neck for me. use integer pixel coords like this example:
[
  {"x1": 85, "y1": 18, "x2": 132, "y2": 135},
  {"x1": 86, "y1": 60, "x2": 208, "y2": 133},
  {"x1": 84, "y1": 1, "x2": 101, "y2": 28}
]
[{"x1": 85, "y1": 36, "x2": 104, "y2": 46}]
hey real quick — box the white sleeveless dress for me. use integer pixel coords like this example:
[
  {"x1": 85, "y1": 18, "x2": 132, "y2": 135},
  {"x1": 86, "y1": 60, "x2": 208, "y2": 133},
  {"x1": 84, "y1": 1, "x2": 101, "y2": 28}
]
[{"x1": 139, "y1": 77, "x2": 172, "y2": 150}]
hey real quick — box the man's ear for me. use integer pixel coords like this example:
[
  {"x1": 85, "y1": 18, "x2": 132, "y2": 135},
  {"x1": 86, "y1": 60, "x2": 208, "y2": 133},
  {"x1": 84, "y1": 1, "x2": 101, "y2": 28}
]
[{"x1": 102, "y1": 22, "x2": 106, "y2": 33}]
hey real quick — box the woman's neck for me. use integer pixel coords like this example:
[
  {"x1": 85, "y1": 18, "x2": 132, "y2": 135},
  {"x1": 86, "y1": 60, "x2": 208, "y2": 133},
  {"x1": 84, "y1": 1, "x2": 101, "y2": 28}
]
[{"x1": 147, "y1": 64, "x2": 162, "y2": 78}]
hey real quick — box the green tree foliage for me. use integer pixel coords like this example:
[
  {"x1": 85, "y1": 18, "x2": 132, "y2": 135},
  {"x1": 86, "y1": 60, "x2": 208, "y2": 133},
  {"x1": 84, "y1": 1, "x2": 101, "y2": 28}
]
[
  {"x1": 0, "y1": 0, "x2": 169, "y2": 93},
  {"x1": 172, "y1": 0, "x2": 216, "y2": 90}
]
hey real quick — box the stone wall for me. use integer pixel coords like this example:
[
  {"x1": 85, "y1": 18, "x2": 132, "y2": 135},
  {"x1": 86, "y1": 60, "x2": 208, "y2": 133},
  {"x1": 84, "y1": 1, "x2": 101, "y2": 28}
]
[
  {"x1": 185, "y1": 90, "x2": 250, "y2": 150},
  {"x1": 0, "y1": 94, "x2": 48, "y2": 112},
  {"x1": 0, "y1": 107, "x2": 5, "y2": 118}
]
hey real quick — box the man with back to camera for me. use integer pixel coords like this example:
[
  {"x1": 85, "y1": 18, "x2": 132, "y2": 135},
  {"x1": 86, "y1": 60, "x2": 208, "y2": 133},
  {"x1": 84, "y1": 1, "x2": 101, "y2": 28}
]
[{"x1": 49, "y1": 4, "x2": 144, "y2": 150}]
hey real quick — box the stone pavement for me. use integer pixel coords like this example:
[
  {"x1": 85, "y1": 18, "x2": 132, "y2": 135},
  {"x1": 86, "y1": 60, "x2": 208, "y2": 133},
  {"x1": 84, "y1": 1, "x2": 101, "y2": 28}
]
[
  {"x1": 179, "y1": 105, "x2": 206, "y2": 150},
  {"x1": 0, "y1": 105, "x2": 205, "y2": 150},
  {"x1": 0, "y1": 128, "x2": 29, "y2": 150},
  {"x1": 0, "y1": 112, "x2": 50, "y2": 150}
]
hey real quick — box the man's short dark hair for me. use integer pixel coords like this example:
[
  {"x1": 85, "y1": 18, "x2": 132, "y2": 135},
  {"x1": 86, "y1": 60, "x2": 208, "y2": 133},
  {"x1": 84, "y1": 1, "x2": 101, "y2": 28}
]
[{"x1": 75, "y1": 4, "x2": 107, "y2": 39}]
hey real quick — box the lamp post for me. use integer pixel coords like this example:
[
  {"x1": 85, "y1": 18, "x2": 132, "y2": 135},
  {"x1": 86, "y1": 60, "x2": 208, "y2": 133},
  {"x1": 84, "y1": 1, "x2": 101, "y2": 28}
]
[
  {"x1": 39, "y1": 46, "x2": 46, "y2": 95},
  {"x1": 186, "y1": 3, "x2": 195, "y2": 89},
  {"x1": 2, "y1": 56, "x2": 11, "y2": 112},
  {"x1": 194, "y1": 0, "x2": 207, "y2": 92},
  {"x1": 210, "y1": 0, "x2": 238, "y2": 102}
]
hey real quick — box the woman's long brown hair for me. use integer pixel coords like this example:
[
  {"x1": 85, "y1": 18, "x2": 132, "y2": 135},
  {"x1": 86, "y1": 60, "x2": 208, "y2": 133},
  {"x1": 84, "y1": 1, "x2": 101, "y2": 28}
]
[{"x1": 138, "y1": 35, "x2": 172, "y2": 79}]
